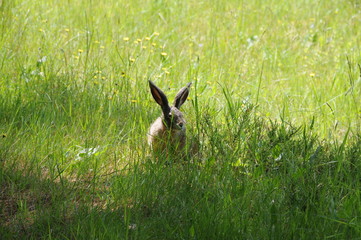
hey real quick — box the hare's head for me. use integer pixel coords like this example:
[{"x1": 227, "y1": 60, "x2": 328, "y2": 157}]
[{"x1": 149, "y1": 80, "x2": 192, "y2": 131}]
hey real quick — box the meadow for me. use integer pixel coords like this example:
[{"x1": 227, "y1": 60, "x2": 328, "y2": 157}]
[{"x1": 1, "y1": 0, "x2": 361, "y2": 239}]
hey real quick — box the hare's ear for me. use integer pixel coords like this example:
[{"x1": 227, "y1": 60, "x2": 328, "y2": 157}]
[
  {"x1": 149, "y1": 80, "x2": 170, "y2": 114},
  {"x1": 173, "y1": 82, "x2": 192, "y2": 109}
]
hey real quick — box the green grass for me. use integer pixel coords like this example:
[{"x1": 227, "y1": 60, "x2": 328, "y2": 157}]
[{"x1": 1, "y1": 0, "x2": 361, "y2": 239}]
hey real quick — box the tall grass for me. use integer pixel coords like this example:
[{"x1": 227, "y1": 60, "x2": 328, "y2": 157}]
[{"x1": 1, "y1": 0, "x2": 361, "y2": 239}]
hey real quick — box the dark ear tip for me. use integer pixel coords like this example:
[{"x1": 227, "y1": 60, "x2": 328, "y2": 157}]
[{"x1": 149, "y1": 80, "x2": 159, "y2": 90}]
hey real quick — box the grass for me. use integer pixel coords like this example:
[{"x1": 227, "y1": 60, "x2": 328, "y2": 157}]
[{"x1": 1, "y1": 0, "x2": 361, "y2": 239}]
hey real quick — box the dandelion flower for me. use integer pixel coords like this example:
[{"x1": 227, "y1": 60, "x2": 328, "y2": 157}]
[
  {"x1": 100, "y1": 45, "x2": 105, "y2": 49},
  {"x1": 78, "y1": 49, "x2": 84, "y2": 53},
  {"x1": 123, "y1": 37, "x2": 130, "y2": 41},
  {"x1": 145, "y1": 37, "x2": 151, "y2": 41},
  {"x1": 161, "y1": 52, "x2": 168, "y2": 56},
  {"x1": 152, "y1": 43, "x2": 157, "y2": 47},
  {"x1": 165, "y1": 71, "x2": 170, "y2": 75},
  {"x1": 136, "y1": 38, "x2": 142, "y2": 42},
  {"x1": 142, "y1": 46, "x2": 147, "y2": 49},
  {"x1": 129, "y1": 58, "x2": 135, "y2": 62},
  {"x1": 153, "y1": 32, "x2": 160, "y2": 36},
  {"x1": 101, "y1": 76, "x2": 106, "y2": 80},
  {"x1": 64, "y1": 28, "x2": 70, "y2": 32},
  {"x1": 94, "y1": 40, "x2": 100, "y2": 44},
  {"x1": 131, "y1": 99, "x2": 138, "y2": 103},
  {"x1": 73, "y1": 55, "x2": 79, "y2": 59},
  {"x1": 39, "y1": 28, "x2": 44, "y2": 32},
  {"x1": 310, "y1": 73, "x2": 315, "y2": 77}
]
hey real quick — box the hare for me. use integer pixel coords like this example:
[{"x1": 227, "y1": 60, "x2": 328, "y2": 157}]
[{"x1": 148, "y1": 80, "x2": 192, "y2": 155}]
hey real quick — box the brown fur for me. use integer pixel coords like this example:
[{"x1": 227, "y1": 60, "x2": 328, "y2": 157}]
[{"x1": 148, "y1": 81, "x2": 191, "y2": 155}]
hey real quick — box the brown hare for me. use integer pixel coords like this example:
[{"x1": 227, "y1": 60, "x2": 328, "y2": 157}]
[{"x1": 148, "y1": 80, "x2": 192, "y2": 156}]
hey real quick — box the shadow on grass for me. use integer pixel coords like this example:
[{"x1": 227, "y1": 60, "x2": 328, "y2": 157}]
[
  {"x1": 0, "y1": 167, "x2": 129, "y2": 240},
  {"x1": 2, "y1": 106, "x2": 361, "y2": 239}
]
